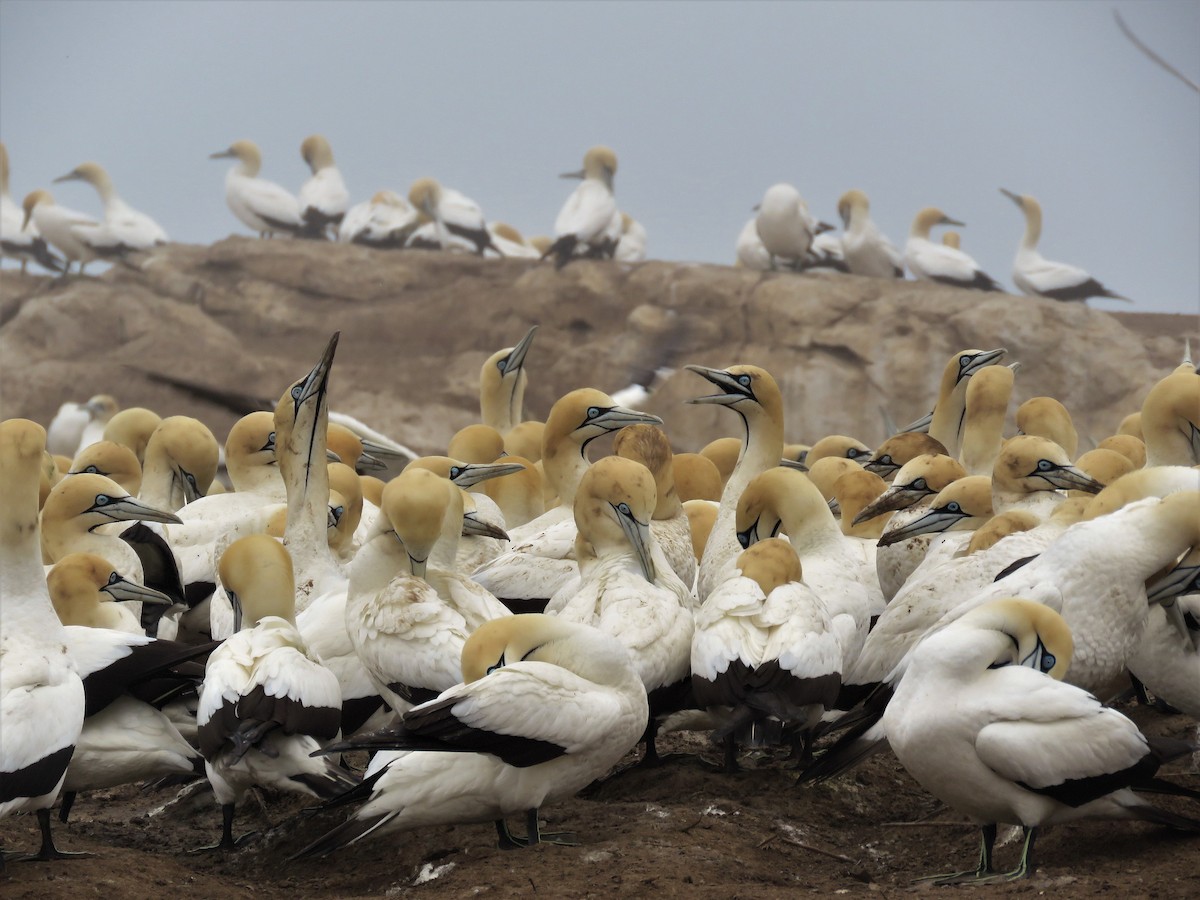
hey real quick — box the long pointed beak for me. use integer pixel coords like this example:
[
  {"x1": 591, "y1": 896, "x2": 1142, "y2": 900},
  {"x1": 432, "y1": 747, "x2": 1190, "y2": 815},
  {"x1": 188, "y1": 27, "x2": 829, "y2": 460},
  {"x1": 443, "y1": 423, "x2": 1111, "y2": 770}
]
[
  {"x1": 1146, "y1": 563, "x2": 1200, "y2": 607},
  {"x1": 780, "y1": 457, "x2": 808, "y2": 472},
  {"x1": 615, "y1": 505, "x2": 655, "y2": 583},
  {"x1": 558, "y1": 168, "x2": 586, "y2": 180},
  {"x1": 229, "y1": 589, "x2": 243, "y2": 633},
  {"x1": 462, "y1": 511, "x2": 509, "y2": 541},
  {"x1": 999, "y1": 188, "x2": 1023, "y2": 207},
  {"x1": 815, "y1": 221, "x2": 836, "y2": 234},
  {"x1": 1033, "y1": 463, "x2": 1104, "y2": 494},
  {"x1": 407, "y1": 552, "x2": 428, "y2": 580},
  {"x1": 293, "y1": 333, "x2": 339, "y2": 410},
  {"x1": 52, "y1": 172, "x2": 79, "y2": 184},
  {"x1": 355, "y1": 451, "x2": 388, "y2": 472},
  {"x1": 898, "y1": 410, "x2": 933, "y2": 434},
  {"x1": 863, "y1": 455, "x2": 899, "y2": 478},
  {"x1": 449, "y1": 461, "x2": 527, "y2": 488},
  {"x1": 960, "y1": 347, "x2": 1008, "y2": 382},
  {"x1": 92, "y1": 495, "x2": 183, "y2": 525},
  {"x1": 877, "y1": 506, "x2": 967, "y2": 547},
  {"x1": 359, "y1": 438, "x2": 412, "y2": 463},
  {"x1": 853, "y1": 483, "x2": 930, "y2": 524},
  {"x1": 175, "y1": 468, "x2": 202, "y2": 505},
  {"x1": 940, "y1": 215, "x2": 966, "y2": 228},
  {"x1": 209, "y1": 149, "x2": 235, "y2": 160},
  {"x1": 100, "y1": 576, "x2": 174, "y2": 605},
  {"x1": 590, "y1": 406, "x2": 664, "y2": 431},
  {"x1": 827, "y1": 497, "x2": 841, "y2": 518},
  {"x1": 502, "y1": 325, "x2": 538, "y2": 376},
  {"x1": 685, "y1": 365, "x2": 754, "y2": 406}
]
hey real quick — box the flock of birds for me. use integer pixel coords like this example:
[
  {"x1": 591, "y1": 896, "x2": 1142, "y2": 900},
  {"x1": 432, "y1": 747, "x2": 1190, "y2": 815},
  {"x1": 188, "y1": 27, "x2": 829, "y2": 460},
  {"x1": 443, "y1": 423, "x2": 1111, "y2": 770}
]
[
  {"x1": 1, "y1": 137, "x2": 1131, "y2": 304},
  {"x1": 2, "y1": 317, "x2": 1198, "y2": 884}
]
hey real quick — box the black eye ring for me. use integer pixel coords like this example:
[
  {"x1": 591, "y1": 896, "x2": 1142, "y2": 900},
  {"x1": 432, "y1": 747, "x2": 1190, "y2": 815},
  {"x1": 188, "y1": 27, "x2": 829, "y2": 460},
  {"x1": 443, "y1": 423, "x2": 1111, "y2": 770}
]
[
  {"x1": 1037, "y1": 459, "x2": 1053, "y2": 471},
  {"x1": 1042, "y1": 653, "x2": 1056, "y2": 671},
  {"x1": 95, "y1": 494, "x2": 111, "y2": 506},
  {"x1": 946, "y1": 501, "x2": 961, "y2": 513},
  {"x1": 291, "y1": 385, "x2": 303, "y2": 400},
  {"x1": 912, "y1": 478, "x2": 927, "y2": 491},
  {"x1": 737, "y1": 374, "x2": 751, "y2": 387},
  {"x1": 586, "y1": 406, "x2": 601, "y2": 419},
  {"x1": 450, "y1": 466, "x2": 464, "y2": 480},
  {"x1": 959, "y1": 355, "x2": 972, "y2": 368},
  {"x1": 108, "y1": 572, "x2": 120, "y2": 585},
  {"x1": 617, "y1": 502, "x2": 631, "y2": 515}
]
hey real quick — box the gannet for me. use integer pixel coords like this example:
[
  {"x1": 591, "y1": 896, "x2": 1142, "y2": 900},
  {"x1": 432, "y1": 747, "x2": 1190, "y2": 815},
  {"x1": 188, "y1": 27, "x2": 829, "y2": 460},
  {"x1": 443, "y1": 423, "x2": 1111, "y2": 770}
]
[
  {"x1": 735, "y1": 467, "x2": 876, "y2": 666},
  {"x1": 471, "y1": 389, "x2": 662, "y2": 611},
  {"x1": 1127, "y1": 548, "x2": 1200, "y2": 718},
  {"x1": 297, "y1": 134, "x2": 349, "y2": 238},
  {"x1": 197, "y1": 534, "x2": 352, "y2": 850},
  {"x1": 734, "y1": 217, "x2": 772, "y2": 270},
  {"x1": 337, "y1": 190, "x2": 418, "y2": 247},
  {"x1": 487, "y1": 222, "x2": 541, "y2": 258},
  {"x1": 832, "y1": 468, "x2": 892, "y2": 540},
  {"x1": 693, "y1": 538, "x2": 841, "y2": 770},
  {"x1": 684, "y1": 499, "x2": 718, "y2": 563},
  {"x1": 138, "y1": 416, "x2": 219, "y2": 511},
  {"x1": 48, "y1": 553, "x2": 172, "y2": 634},
  {"x1": 886, "y1": 598, "x2": 1200, "y2": 884},
  {"x1": 0, "y1": 419, "x2": 86, "y2": 860},
  {"x1": 927, "y1": 347, "x2": 1008, "y2": 458},
  {"x1": 480, "y1": 325, "x2": 537, "y2": 434},
  {"x1": 958, "y1": 364, "x2": 1016, "y2": 477},
  {"x1": 942, "y1": 231, "x2": 962, "y2": 249},
  {"x1": 754, "y1": 183, "x2": 823, "y2": 270},
  {"x1": 614, "y1": 212, "x2": 647, "y2": 263},
  {"x1": 73, "y1": 395, "x2": 120, "y2": 457},
  {"x1": 503, "y1": 420, "x2": 545, "y2": 462},
  {"x1": 699, "y1": 436, "x2": 745, "y2": 490},
  {"x1": 803, "y1": 231, "x2": 849, "y2": 273},
  {"x1": 448, "y1": 423, "x2": 506, "y2": 464},
  {"x1": 544, "y1": 146, "x2": 619, "y2": 268},
  {"x1": 863, "y1": 432, "x2": 948, "y2": 481},
  {"x1": 905, "y1": 207, "x2": 1002, "y2": 291},
  {"x1": 0, "y1": 142, "x2": 63, "y2": 272},
  {"x1": 294, "y1": 614, "x2": 648, "y2": 856},
  {"x1": 804, "y1": 434, "x2": 873, "y2": 468},
  {"x1": 20, "y1": 190, "x2": 98, "y2": 274},
  {"x1": 100, "y1": 407, "x2": 162, "y2": 466},
  {"x1": 837, "y1": 189, "x2": 904, "y2": 278},
  {"x1": 407, "y1": 177, "x2": 498, "y2": 255},
  {"x1": 1000, "y1": 189, "x2": 1130, "y2": 303},
  {"x1": 209, "y1": 140, "x2": 304, "y2": 237},
  {"x1": 672, "y1": 452, "x2": 723, "y2": 503},
  {"x1": 687, "y1": 365, "x2": 786, "y2": 602},
  {"x1": 546, "y1": 456, "x2": 693, "y2": 763},
  {"x1": 612, "y1": 424, "x2": 696, "y2": 590},
  {"x1": 1140, "y1": 363, "x2": 1200, "y2": 467},
  {"x1": 52, "y1": 161, "x2": 169, "y2": 256},
  {"x1": 47, "y1": 395, "x2": 118, "y2": 459},
  {"x1": 1069, "y1": 448, "x2": 1135, "y2": 497},
  {"x1": 1097, "y1": 433, "x2": 1147, "y2": 469},
  {"x1": 1016, "y1": 396, "x2": 1078, "y2": 460}
]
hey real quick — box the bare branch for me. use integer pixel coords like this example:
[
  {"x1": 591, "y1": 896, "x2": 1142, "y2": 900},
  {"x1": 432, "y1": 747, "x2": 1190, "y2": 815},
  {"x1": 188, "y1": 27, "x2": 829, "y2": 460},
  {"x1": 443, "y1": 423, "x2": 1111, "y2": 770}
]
[{"x1": 1113, "y1": 9, "x2": 1200, "y2": 94}]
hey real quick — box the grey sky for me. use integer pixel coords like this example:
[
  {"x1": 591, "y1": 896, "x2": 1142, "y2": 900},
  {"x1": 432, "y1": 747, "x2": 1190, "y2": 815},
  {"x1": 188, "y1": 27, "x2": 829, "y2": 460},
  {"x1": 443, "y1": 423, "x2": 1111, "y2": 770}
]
[{"x1": 2, "y1": 1, "x2": 1197, "y2": 315}]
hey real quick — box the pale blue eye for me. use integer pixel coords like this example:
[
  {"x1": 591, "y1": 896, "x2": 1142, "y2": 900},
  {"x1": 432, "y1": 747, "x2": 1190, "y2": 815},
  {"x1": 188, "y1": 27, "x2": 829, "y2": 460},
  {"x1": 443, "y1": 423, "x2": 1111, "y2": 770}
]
[
  {"x1": 1042, "y1": 654, "x2": 1056, "y2": 671},
  {"x1": 618, "y1": 502, "x2": 631, "y2": 515}
]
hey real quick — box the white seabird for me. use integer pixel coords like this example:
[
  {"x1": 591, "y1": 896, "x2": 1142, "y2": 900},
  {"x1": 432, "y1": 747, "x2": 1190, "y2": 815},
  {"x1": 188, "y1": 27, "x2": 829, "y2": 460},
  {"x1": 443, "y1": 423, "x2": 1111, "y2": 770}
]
[
  {"x1": 406, "y1": 177, "x2": 498, "y2": 255},
  {"x1": 754, "y1": 183, "x2": 825, "y2": 270},
  {"x1": 905, "y1": 207, "x2": 1002, "y2": 291},
  {"x1": 544, "y1": 146, "x2": 619, "y2": 268},
  {"x1": 52, "y1": 161, "x2": 169, "y2": 257},
  {"x1": 1000, "y1": 189, "x2": 1130, "y2": 303},
  {"x1": 210, "y1": 140, "x2": 305, "y2": 237},
  {"x1": 0, "y1": 142, "x2": 63, "y2": 272},
  {"x1": 837, "y1": 189, "x2": 904, "y2": 278},
  {"x1": 297, "y1": 134, "x2": 349, "y2": 238},
  {"x1": 20, "y1": 190, "x2": 99, "y2": 275},
  {"x1": 337, "y1": 190, "x2": 419, "y2": 248}
]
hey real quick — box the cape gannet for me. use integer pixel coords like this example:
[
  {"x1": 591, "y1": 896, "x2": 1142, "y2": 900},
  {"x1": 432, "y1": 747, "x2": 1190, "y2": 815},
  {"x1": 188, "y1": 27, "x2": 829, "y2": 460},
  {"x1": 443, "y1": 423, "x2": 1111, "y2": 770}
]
[
  {"x1": 1140, "y1": 363, "x2": 1200, "y2": 467},
  {"x1": 52, "y1": 161, "x2": 169, "y2": 256},
  {"x1": 486, "y1": 222, "x2": 541, "y2": 258},
  {"x1": 1097, "y1": 433, "x2": 1146, "y2": 469},
  {"x1": 755, "y1": 183, "x2": 825, "y2": 270},
  {"x1": 885, "y1": 598, "x2": 1199, "y2": 884},
  {"x1": 927, "y1": 347, "x2": 1008, "y2": 458},
  {"x1": 0, "y1": 419, "x2": 86, "y2": 861},
  {"x1": 735, "y1": 217, "x2": 772, "y2": 270},
  {"x1": 138, "y1": 416, "x2": 220, "y2": 511},
  {"x1": 407, "y1": 177, "x2": 498, "y2": 255},
  {"x1": 672, "y1": 452, "x2": 723, "y2": 503},
  {"x1": 197, "y1": 534, "x2": 353, "y2": 850},
  {"x1": 1000, "y1": 189, "x2": 1130, "y2": 303},
  {"x1": 1127, "y1": 548, "x2": 1200, "y2": 719},
  {"x1": 699, "y1": 436, "x2": 744, "y2": 490},
  {"x1": 614, "y1": 211, "x2": 647, "y2": 263},
  {"x1": 47, "y1": 395, "x2": 119, "y2": 460},
  {"x1": 210, "y1": 140, "x2": 305, "y2": 237},
  {"x1": 544, "y1": 146, "x2": 619, "y2": 268},
  {"x1": 687, "y1": 365, "x2": 785, "y2": 602},
  {"x1": 905, "y1": 207, "x2": 1002, "y2": 291},
  {"x1": 692, "y1": 538, "x2": 841, "y2": 771},
  {"x1": 0, "y1": 142, "x2": 63, "y2": 272},
  {"x1": 1016, "y1": 396, "x2": 1078, "y2": 460},
  {"x1": 837, "y1": 189, "x2": 904, "y2": 278},
  {"x1": 480, "y1": 325, "x2": 537, "y2": 434},
  {"x1": 294, "y1": 614, "x2": 648, "y2": 856},
  {"x1": 959, "y1": 364, "x2": 1016, "y2": 477},
  {"x1": 862, "y1": 432, "x2": 948, "y2": 481},
  {"x1": 48, "y1": 553, "x2": 172, "y2": 635},
  {"x1": 100, "y1": 407, "x2": 162, "y2": 467},
  {"x1": 337, "y1": 190, "x2": 418, "y2": 248},
  {"x1": 297, "y1": 134, "x2": 349, "y2": 238},
  {"x1": 447, "y1": 423, "x2": 506, "y2": 464},
  {"x1": 20, "y1": 190, "x2": 99, "y2": 274}
]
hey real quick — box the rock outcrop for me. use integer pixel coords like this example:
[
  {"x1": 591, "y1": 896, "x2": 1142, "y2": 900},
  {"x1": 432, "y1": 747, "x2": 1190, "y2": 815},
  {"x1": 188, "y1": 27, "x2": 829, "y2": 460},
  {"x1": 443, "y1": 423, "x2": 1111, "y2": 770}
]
[{"x1": 1, "y1": 238, "x2": 1194, "y2": 455}]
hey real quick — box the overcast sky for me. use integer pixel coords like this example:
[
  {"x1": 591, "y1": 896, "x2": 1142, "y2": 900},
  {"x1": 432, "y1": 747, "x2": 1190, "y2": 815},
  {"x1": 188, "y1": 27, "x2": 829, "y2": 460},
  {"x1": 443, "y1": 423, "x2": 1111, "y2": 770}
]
[{"x1": 2, "y1": 1, "x2": 1197, "y2": 315}]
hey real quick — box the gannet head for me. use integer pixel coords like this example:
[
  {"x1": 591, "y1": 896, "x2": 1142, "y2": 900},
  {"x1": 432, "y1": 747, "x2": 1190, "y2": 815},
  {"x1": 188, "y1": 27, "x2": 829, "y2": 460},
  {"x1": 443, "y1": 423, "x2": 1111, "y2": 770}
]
[
  {"x1": 994, "y1": 434, "x2": 1103, "y2": 495},
  {"x1": 52, "y1": 161, "x2": 110, "y2": 190},
  {"x1": 103, "y1": 407, "x2": 163, "y2": 466},
  {"x1": 218, "y1": 534, "x2": 296, "y2": 631},
  {"x1": 736, "y1": 537, "x2": 802, "y2": 596},
  {"x1": 1096, "y1": 433, "x2": 1146, "y2": 469},
  {"x1": 492, "y1": 324, "x2": 538, "y2": 380},
  {"x1": 911, "y1": 206, "x2": 965, "y2": 237},
  {"x1": 671, "y1": 452, "x2": 723, "y2": 503},
  {"x1": 1, "y1": 419, "x2": 47, "y2": 534},
  {"x1": 685, "y1": 364, "x2": 782, "y2": 424},
  {"x1": 491, "y1": 222, "x2": 526, "y2": 245},
  {"x1": 406, "y1": 455, "x2": 526, "y2": 489},
  {"x1": 225, "y1": 411, "x2": 278, "y2": 476},
  {"x1": 948, "y1": 597, "x2": 1073, "y2": 680},
  {"x1": 864, "y1": 432, "x2": 949, "y2": 479},
  {"x1": 48, "y1": 552, "x2": 171, "y2": 626},
  {"x1": 613, "y1": 424, "x2": 678, "y2": 519},
  {"x1": 461, "y1": 614, "x2": 637, "y2": 687},
  {"x1": 833, "y1": 467, "x2": 891, "y2": 536},
  {"x1": 964, "y1": 509, "x2": 1038, "y2": 555},
  {"x1": 43, "y1": 472, "x2": 183, "y2": 531},
  {"x1": 370, "y1": 189, "x2": 408, "y2": 208},
  {"x1": 837, "y1": 189, "x2": 870, "y2": 230},
  {"x1": 379, "y1": 467, "x2": 453, "y2": 578},
  {"x1": 942, "y1": 347, "x2": 1008, "y2": 389},
  {"x1": 941, "y1": 231, "x2": 961, "y2": 249},
  {"x1": 575, "y1": 455, "x2": 657, "y2": 582},
  {"x1": 853, "y1": 453, "x2": 967, "y2": 524},
  {"x1": 562, "y1": 146, "x2": 618, "y2": 189},
  {"x1": 448, "y1": 424, "x2": 506, "y2": 465},
  {"x1": 407, "y1": 177, "x2": 442, "y2": 219},
  {"x1": 20, "y1": 189, "x2": 53, "y2": 230},
  {"x1": 209, "y1": 140, "x2": 262, "y2": 176},
  {"x1": 878, "y1": 474, "x2": 993, "y2": 546},
  {"x1": 806, "y1": 434, "x2": 873, "y2": 467},
  {"x1": 805, "y1": 456, "x2": 860, "y2": 502},
  {"x1": 1070, "y1": 449, "x2": 1135, "y2": 496},
  {"x1": 736, "y1": 466, "x2": 828, "y2": 549},
  {"x1": 68, "y1": 441, "x2": 142, "y2": 496},
  {"x1": 300, "y1": 134, "x2": 336, "y2": 173},
  {"x1": 147, "y1": 416, "x2": 220, "y2": 505},
  {"x1": 999, "y1": 188, "x2": 1040, "y2": 218},
  {"x1": 1016, "y1": 397, "x2": 1078, "y2": 460},
  {"x1": 327, "y1": 423, "x2": 381, "y2": 472},
  {"x1": 545, "y1": 388, "x2": 664, "y2": 458}
]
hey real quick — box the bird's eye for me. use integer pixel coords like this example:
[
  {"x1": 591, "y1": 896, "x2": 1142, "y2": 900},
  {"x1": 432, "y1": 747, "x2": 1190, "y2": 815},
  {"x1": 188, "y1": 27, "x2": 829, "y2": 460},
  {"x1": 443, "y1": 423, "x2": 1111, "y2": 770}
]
[
  {"x1": 847, "y1": 448, "x2": 861, "y2": 458},
  {"x1": 879, "y1": 456, "x2": 892, "y2": 466},
  {"x1": 450, "y1": 466, "x2": 464, "y2": 480},
  {"x1": 959, "y1": 355, "x2": 972, "y2": 368},
  {"x1": 94, "y1": 494, "x2": 111, "y2": 506},
  {"x1": 185, "y1": 473, "x2": 198, "y2": 489},
  {"x1": 736, "y1": 529, "x2": 751, "y2": 549},
  {"x1": 946, "y1": 501, "x2": 961, "y2": 514},
  {"x1": 291, "y1": 385, "x2": 304, "y2": 400},
  {"x1": 496, "y1": 358, "x2": 507, "y2": 373},
  {"x1": 108, "y1": 572, "x2": 121, "y2": 585},
  {"x1": 1037, "y1": 459, "x2": 1053, "y2": 472},
  {"x1": 586, "y1": 406, "x2": 601, "y2": 419},
  {"x1": 912, "y1": 478, "x2": 927, "y2": 491},
  {"x1": 617, "y1": 502, "x2": 631, "y2": 516},
  {"x1": 84, "y1": 465, "x2": 99, "y2": 474},
  {"x1": 737, "y1": 375, "x2": 751, "y2": 387},
  {"x1": 486, "y1": 652, "x2": 506, "y2": 675}
]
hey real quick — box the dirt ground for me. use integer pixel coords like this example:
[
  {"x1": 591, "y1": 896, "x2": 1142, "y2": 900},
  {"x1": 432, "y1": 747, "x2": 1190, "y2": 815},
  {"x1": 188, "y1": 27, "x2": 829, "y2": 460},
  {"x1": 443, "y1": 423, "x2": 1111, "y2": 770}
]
[{"x1": 2, "y1": 702, "x2": 1197, "y2": 899}]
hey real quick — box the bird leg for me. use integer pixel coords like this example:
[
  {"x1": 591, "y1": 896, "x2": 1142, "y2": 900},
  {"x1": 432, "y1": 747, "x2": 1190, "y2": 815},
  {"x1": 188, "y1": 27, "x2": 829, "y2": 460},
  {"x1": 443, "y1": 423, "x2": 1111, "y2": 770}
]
[
  {"x1": 495, "y1": 809, "x2": 578, "y2": 850},
  {"x1": 977, "y1": 826, "x2": 1037, "y2": 883},
  {"x1": 58, "y1": 790, "x2": 78, "y2": 823},
  {"x1": 912, "y1": 823, "x2": 997, "y2": 884},
  {"x1": 18, "y1": 809, "x2": 93, "y2": 861},
  {"x1": 190, "y1": 803, "x2": 258, "y2": 853}
]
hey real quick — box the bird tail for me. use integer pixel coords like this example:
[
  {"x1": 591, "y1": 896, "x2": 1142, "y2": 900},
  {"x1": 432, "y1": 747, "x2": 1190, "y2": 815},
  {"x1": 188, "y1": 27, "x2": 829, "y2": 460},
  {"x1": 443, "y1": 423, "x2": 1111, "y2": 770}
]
[
  {"x1": 1127, "y1": 799, "x2": 1200, "y2": 831},
  {"x1": 542, "y1": 235, "x2": 578, "y2": 270},
  {"x1": 288, "y1": 756, "x2": 361, "y2": 800},
  {"x1": 33, "y1": 238, "x2": 64, "y2": 273},
  {"x1": 289, "y1": 810, "x2": 400, "y2": 859},
  {"x1": 1101, "y1": 288, "x2": 1134, "y2": 303}
]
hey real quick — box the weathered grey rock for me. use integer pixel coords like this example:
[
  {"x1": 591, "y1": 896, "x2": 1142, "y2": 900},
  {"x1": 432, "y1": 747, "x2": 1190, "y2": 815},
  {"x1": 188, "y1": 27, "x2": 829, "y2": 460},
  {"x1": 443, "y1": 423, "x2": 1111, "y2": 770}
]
[{"x1": 1, "y1": 237, "x2": 1194, "y2": 457}]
